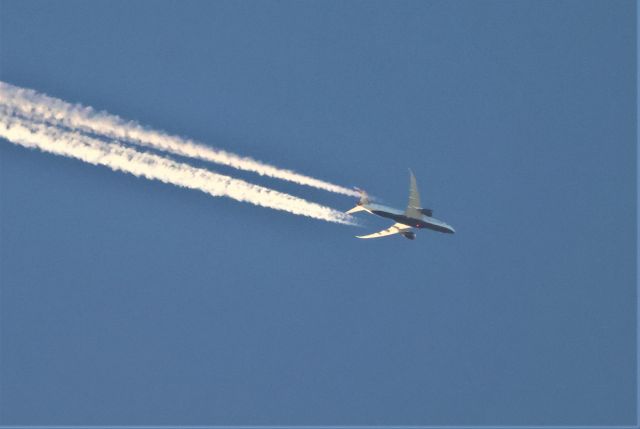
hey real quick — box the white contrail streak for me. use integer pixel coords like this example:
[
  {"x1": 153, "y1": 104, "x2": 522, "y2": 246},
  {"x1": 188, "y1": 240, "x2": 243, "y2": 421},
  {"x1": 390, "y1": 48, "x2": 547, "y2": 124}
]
[
  {"x1": 0, "y1": 114, "x2": 355, "y2": 225},
  {"x1": 0, "y1": 82, "x2": 359, "y2": 197}
]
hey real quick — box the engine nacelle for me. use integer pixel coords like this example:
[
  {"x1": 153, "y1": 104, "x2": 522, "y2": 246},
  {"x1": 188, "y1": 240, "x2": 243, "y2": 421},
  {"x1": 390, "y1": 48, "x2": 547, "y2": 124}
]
[
  {"x1": 402, "y1": 231, "x2": 416, "y2": 240},
  {"x1": 419, "y1": 208, "x2": 433, "y2": 217}
]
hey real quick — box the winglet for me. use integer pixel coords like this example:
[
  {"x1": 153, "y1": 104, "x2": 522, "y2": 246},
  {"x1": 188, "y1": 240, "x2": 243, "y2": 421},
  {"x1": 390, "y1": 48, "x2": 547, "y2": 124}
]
[
  {"x1": 354, "y1": 187, "x2": 370, "y2": 205},
  {"x1": 346, "y1": 187, "x2": 370, "y2": 214}
]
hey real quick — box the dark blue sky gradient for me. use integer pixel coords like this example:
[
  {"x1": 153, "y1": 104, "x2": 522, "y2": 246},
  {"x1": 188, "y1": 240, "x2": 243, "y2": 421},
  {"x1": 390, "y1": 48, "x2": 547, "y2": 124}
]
[{"x1": 0, "y1": 0, "x2": 636, "y2": 425}]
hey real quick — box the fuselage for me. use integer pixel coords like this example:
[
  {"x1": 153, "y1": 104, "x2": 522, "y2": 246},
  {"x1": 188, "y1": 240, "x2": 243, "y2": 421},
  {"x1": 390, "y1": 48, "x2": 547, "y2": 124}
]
[{"x1": 362, "y1": 203, "x2": 455, "y2": 234}]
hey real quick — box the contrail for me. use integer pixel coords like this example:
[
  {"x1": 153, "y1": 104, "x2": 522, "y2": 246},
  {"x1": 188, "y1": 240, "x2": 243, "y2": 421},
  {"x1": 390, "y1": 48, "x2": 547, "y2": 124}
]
[
  {"x1": 0, "y1": 114, "x2": 355, "y2": 225},
  {"x1": 0, "y1": 82, "x2": 359, "y2": 197}
]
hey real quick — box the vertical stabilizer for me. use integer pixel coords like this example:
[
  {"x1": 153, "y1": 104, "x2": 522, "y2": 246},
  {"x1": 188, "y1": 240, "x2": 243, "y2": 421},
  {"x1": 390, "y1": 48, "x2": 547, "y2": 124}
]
[{"x1": 405, "y1": 169, "x2": 423, "y2": 218}]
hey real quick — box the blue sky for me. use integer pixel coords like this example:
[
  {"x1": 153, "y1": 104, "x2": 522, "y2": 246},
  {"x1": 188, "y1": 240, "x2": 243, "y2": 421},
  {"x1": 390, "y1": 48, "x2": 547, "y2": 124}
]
[{"x1": 0, "y1": 0, "x2": 636, "y2": 426}]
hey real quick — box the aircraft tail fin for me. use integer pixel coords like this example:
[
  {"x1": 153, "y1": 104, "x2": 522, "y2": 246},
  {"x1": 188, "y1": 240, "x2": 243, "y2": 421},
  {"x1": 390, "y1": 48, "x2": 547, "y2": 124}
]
[{"x1": 404, "y1": 169, "x2": 423, "y2": 218}]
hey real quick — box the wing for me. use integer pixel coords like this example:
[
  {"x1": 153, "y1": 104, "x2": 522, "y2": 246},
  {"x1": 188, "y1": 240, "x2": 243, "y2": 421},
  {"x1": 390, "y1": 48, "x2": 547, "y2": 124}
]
[
  {"x1": 404, "y1": 169, "x2": 423, "y2": 218},
  {"x1": 356, "y1": 222, "x2": 412, "y2": 239}
]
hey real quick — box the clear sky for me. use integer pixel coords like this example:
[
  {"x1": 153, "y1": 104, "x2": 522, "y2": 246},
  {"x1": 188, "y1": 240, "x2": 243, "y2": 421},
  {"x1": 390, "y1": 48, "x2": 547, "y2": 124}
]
[{"x1": 0, "y1": 0, "x2": 636, "y2": 426}]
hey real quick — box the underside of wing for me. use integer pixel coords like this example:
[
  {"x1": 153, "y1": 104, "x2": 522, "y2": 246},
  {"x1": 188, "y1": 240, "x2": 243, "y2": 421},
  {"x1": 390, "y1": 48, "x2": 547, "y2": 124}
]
[{"x1": 356, "y1": 222, "x2": 412, "y2": 239}]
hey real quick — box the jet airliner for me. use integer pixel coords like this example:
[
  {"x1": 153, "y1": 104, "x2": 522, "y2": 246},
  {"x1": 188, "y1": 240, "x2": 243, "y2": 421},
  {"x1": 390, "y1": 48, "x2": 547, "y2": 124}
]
[{"x1": 346, "y1": 170, "x2": 455, "y2": 239}]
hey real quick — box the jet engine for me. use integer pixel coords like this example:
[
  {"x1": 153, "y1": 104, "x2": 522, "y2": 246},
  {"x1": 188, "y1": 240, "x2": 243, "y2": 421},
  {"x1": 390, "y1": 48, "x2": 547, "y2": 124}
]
[
  {"x1": 419, "y1": 208, "x2": 433, "y2": 217},
  {"x1": 401, "y1": 231, "x2": 416, "y2": 240}
]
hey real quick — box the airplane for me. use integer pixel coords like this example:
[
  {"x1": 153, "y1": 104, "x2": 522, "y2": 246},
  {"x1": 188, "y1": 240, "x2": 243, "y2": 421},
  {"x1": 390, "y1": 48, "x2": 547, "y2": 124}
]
[{"x1": 346, "y1": 170, "x2": 455, "y2": 240}]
